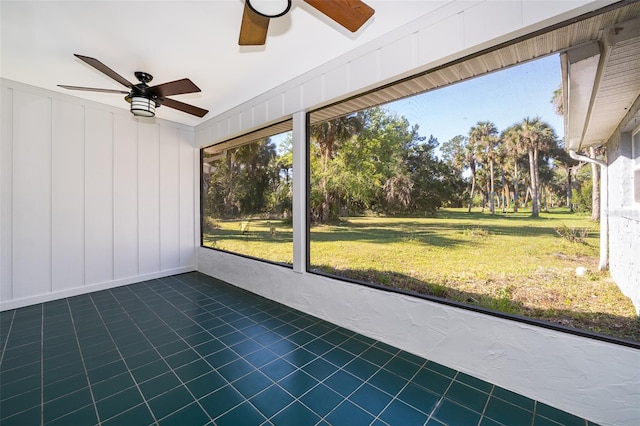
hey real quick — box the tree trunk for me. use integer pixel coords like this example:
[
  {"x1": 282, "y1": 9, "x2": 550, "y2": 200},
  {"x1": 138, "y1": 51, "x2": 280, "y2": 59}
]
[
  {"x1": 590, "y1": 146, "x2": 601, "y2": 221},
  {"x1": 513, "y1": 161, "x2": 519, "y2": 212},
  {"x1": 489, "y1": 159, "x2": 495, "y2": 214},
  {"x1": 566, "y1": 167, "x2": 573, "y2": 211},
  {"x1": 529, "y1": 148, "x2": 540, "y2": 217},
  {"x1": 500, "y1": 167, "x2": 507, "y2": 213},
  {"x1": 467, "y1": 167, "x2": 476, "y2": 213}
]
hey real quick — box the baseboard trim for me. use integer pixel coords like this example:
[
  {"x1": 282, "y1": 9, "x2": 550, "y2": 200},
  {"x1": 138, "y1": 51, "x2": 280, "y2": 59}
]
[{"x1": 0, "y1": 266, "x2": 196, "y2": 311}]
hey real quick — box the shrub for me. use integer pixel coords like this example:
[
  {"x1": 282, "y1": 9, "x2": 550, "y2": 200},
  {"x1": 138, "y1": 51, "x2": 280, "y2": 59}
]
[{"x1": 555, "y1": 223, "x2": 590, "y2": 244}]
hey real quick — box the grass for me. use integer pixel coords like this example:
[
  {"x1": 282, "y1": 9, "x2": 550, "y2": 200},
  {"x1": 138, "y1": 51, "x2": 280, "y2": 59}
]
[{"x1": 203, "y1": 208, "x2": 639, "y2": 342}]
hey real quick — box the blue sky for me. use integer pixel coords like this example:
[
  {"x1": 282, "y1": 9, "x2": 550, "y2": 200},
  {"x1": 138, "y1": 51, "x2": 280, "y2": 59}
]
[
  {"x1": 387, "y1": 54, "x2": 563, "y2": 146},
  {"x1": 272, "y1": 54, "x2": 563, "y2": 153}
]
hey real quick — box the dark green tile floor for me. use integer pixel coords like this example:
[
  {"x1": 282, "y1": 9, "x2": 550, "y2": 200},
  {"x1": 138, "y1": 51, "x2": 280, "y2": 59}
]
[{"x1": 0, "y1": 272, "x2": 599, "y2": 425}]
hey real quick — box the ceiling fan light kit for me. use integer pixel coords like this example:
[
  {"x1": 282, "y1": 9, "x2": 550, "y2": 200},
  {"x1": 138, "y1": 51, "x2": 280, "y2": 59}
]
[
  {"x1": 130, "y1": 96, "x2": 157, "y2": 117},
  {"x1": 246, "y1": 0, "x2": 291, "y2": 18},
  {"x1": 239, "y1": 0, "x2": 375, "y2": 46}
]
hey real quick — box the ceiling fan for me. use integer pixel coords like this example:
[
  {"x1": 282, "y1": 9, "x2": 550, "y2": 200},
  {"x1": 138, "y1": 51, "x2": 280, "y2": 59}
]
[
  {"x1": 239, "y1": 0, "x2": 375, "y2": 46},
  {"x1": 59, "y1": 54, "x2": 209, "y2": 118}
]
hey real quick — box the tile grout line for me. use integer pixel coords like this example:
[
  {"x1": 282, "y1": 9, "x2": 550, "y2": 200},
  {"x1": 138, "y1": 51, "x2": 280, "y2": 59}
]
[
  {"x1": 424, "y1": 370, "x2": 460, "y2": 424},
  {"x1": 87, "y1": 292, "x2": 160, "y2": 426},
  {"x1": 40, "y1": 304, "x2": 44, "y2": 426},
  {"x1": 367, "y1": 355, "x2": 433, "y2": 426},
  {"x1": 65, "y1": 298, "x2": 101, "y2": 426},
  {"x1": 162, "y1": 274, "x2": 447, "y2": 424},
  {"x1": 117, "y1": 281, "x2": 247, "y2": 424},
  {"x1": 138, "y1": 277, "x2": 313, "y2": 423},
  {"x1": 147, "y1": 276, "x2": 346, "y2": 423},
  {"x1": 0, "y1": 309, "x2": 16, "y2": 365},
  {"x1": 477, "y1": 383, "x2": 497, "y2": 425}
]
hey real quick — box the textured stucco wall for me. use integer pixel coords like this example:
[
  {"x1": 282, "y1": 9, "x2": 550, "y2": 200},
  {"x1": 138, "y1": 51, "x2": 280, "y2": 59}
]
[
  {"x1": 197, "y1": 248, "x2": 640, "y2": 426},
  {"x1": 606, "y1": 106, "x2": 640, "y2": 314}
]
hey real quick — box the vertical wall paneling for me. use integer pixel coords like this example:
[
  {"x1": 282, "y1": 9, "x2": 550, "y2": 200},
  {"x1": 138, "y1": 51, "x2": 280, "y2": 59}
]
[
  {"x1": 84, "y1": 108, "x2": 114, "y2": 285},
  {"x1": 113, "y1": 114, "x2": 139, "y2": 279},
  {"x1": 12, "y1": 91, "x2": 52, "y2": 299},
  {"x1": 0, "y1": 87, "x2": 13, "y2": 301},
  {"x1": 1, "y1": 79, "x2": 196, "y2": 310},
  {"x1": 138, "y1": 122, "x2": 161, "y2": 274},
  {"x1": 51, "y1": 100, "x2": 85, "y2": 291},
  {"x1": 463, "y1": 0, "x2": 522, "y2": 49},
  {"x1": 160, "y1": 126, "x2": 180, "y2": 270},
  {"x1": 380, "y1": 34, "x2": 416, "y2": 81},
  {"x1": 241, "y1": 108, "x2": 253, "y2": 133},
  {"x1": 284, "y1": 86, "x2": 302, "y2": 117},
  {"x1": 323, "y1": 67, "x2": 350, "y2": 106},
  {"x1": 254, "y1": 102, "x2": 268, "y2": 127},
  {"x1": 417, "y1": 13, "x2": 464, "y2": 66},
  {"x1": 179, "y1": 129, "x2": 195, "y2": 267},
  {"x1": 350, "y1": 52, "x2": 380, "y2": 94}
]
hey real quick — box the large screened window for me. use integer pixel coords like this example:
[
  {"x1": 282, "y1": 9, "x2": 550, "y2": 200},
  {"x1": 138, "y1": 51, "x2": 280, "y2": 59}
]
[
  {"x1": 201, "y1": 122, "x2": 293, "y2": 265},
  {"x1": 307, "y1": 53, "x2": 639, "y2": 344}
]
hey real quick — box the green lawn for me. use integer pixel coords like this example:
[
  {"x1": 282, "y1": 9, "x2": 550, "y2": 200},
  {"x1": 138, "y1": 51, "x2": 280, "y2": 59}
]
[{"x1": 203, "y1": 208, "x2": 639, "y2": 342}]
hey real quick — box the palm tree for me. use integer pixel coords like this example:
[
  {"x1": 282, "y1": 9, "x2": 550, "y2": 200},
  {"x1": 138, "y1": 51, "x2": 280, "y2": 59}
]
[
  {"x1": 502, "y1": 124, "x2": 525, "y2": 212},
  {"x1": 310, "y1": 114, "x2": 363, "y2": 223},
  {"x1": 518, "y1": 117, "x2": 558, "y2": 217},
  {"x1": 469, "y1": 121, "x2": 499, "y2": 214}
]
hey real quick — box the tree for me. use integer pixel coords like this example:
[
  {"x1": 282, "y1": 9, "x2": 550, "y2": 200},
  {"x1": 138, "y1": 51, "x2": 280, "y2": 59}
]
[
  {"x1": 551, "y1": 84, "x2": 563, "y2": 116},
  {"x1": 518, "y1": 117, "x2": 558, "y2": 217},
  {"x1": 310, "y1": 114, "x2": 363, "y2": 223},
  {"x1": 469, "y1": 121, "x2": 499, "y2": 214},
  {"x1": 406, "y1": 136, "x2": 465, "y2": 215},
  {"x1": 502, "y1": 124, "x2": 525, "y2": 212},
  {"x1": 440, "y1": 135, "x2": 467, "y2": 178},
  {"x1": 464, "y1": 136, "x2": 480, "y2": 212}
]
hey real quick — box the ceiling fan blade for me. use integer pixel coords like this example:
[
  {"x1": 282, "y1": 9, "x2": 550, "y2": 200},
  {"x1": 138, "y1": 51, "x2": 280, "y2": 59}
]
[
  {"x1": 239, "y1": 2, "x2": 270, "y2": 46},
  {"x1": 303, "y1": 0, "x2": 374, "y2": 32},
  {"x1": 58, "y1": 85, "x2": 129, "y2": 94},
  {"x1": 161, "y1": 98, "x2": 209, "y2": 118},
  {"x1": 74, "y1": 54, "x2": 133, "y2": 88},
  {"x1": 149, "y1": 78, "x2": 201, "y2": 97}
]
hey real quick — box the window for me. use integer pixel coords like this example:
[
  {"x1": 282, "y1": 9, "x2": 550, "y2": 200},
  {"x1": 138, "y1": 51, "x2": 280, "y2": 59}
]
[
  {"x1": 201, "y1": 122, "x2": 293, "y2": 265},
  {"x1": 306, "y1": 55, "x2": 639, "y2": 344}
]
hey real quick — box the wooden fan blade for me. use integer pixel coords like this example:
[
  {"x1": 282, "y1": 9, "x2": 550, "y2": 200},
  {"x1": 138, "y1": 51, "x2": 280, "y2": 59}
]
[
  {"x1": 303, "y1": 0, "x2": 374, "y2": 32},
  {"x1": 149, "y1": 78, "x2": 201, "y2": 97},
  {"x1": 74, "y1": 54, "x2": 133, "y2": 88},
  {"x1": 58, "y1": 85, "x2": 129, "y2": 94},
  {"x1": 161, "y1": 98, "x2": 209, "y2": 118},
  {"x1": 239, "y1": 2, "x2": 270, "y2": 46}
]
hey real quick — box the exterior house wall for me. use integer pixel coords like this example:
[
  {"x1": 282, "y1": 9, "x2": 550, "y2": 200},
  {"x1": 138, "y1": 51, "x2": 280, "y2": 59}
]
[
  {"x1": 0, "y1": 79, "x2": 198, "y2": 311},
  {"x1": 606, "y1": 96, "x2": 640, "y2": 314},
  {"x1": 196, "y1": 2, "x2": 639, "y2": 426}
]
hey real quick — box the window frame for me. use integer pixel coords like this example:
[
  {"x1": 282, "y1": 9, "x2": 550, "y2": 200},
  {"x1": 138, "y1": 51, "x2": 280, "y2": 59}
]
[
  {"x1": 200, "y1": 119, "x2": 294, "y2": 269},
  {"x1": 303, "y1": 65, "x2": 640, "y2": 351}
]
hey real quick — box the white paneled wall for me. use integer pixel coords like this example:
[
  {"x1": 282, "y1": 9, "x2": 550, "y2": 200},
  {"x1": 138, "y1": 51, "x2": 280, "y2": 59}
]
[
  {"x1": 195, "y1": 2, "x2": 638, "y2": 426},
  {"x1": 0, "y1": 79, "x2": 197, "y2": 310}
]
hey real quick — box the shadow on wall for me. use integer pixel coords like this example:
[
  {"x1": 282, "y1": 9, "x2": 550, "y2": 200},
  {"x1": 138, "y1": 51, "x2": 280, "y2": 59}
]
[{"x1": 310, "y1": 266, "x2": 640, "y2": 345}]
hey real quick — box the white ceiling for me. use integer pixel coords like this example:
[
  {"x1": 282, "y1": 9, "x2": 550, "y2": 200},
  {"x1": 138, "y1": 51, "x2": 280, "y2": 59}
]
[{"x1": 1, "y1": 0, "x2": 447, "y2": 126}]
